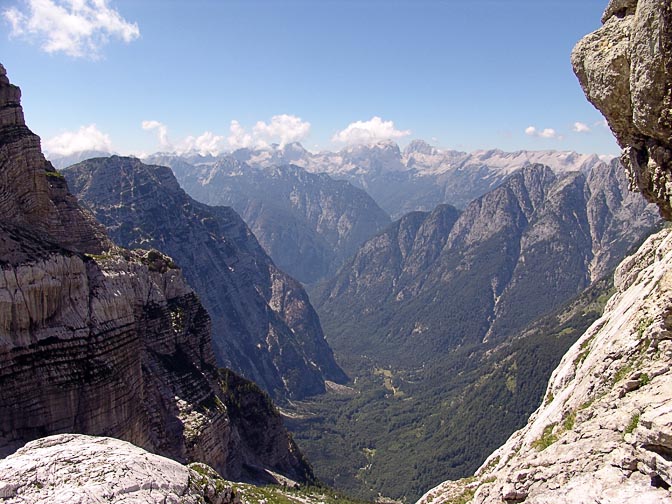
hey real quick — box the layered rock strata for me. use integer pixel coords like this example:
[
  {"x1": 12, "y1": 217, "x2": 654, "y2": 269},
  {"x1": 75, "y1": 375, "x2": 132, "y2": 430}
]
[
  {"x1": 572, "y1": 0, "x2": 672, "y2": 218},
  {"x1": 0, "y1": 63, "x2": 311, "y2": 484}
]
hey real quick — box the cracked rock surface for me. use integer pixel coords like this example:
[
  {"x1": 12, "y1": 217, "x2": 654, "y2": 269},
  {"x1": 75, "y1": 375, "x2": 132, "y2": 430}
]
[
  {"x1": 0, "y1": 434, "x2": 238, "y2": 504},
  {"x1": 572, "y1": 0, "x2": 672, "y2": 219}
]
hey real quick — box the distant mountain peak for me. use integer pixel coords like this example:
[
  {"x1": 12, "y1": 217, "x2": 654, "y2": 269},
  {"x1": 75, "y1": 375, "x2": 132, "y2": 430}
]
[{"x1": 404, "y1": 139, "x2": 438, "y2": 156}]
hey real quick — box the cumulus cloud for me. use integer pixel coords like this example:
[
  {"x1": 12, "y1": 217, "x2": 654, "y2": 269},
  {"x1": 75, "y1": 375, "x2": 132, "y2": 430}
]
[
  {"x1": 525, "y1": 126, "x2": 560, "y2": 139},
  {"x1": 43, "y1": 123, "x2": 113, "y2": 156},
  {"x1": 142, "y1": 120, "x2": 170, "y2": 149},
  {"x1": 226, "y1": 115, "x2": 310, "y2": 150},
  {"x1": 573, "y1": 122, "x2": 591, "y2": 133},
  {"x1": 227, "y1": 120, "x2": 254, "y2": 150},
  {"x1": 332, "y1": 116, "x2": 411, "y2": 145},
  {"x1": 3, "y1": 0, "x2": 139, "y2": 59},
  {"x1": 252, "y1": 114, "x2": 311, "y2": 148},
  {"x1": 179, "y1": 131, "x2": 225, "y2": 156},
  {"x1": 140, "y1": 115, "x2": 311, "y2": 155}
]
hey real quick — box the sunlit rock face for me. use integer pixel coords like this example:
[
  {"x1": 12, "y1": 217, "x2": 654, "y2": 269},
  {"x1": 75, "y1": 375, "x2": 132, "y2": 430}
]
[
  {"x1": 572, "y1": 0, "x2": 672, "y2": 219},
  {"x1": 0, "y1": 434, "x2": 239, "y2": 504}
]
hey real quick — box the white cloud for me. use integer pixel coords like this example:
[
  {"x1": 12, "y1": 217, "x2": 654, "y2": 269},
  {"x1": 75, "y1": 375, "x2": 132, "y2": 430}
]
[
  {"x1": 226, "y1": 115, "x2": 310, "y2": 150},
  {"x1": 252, "y1": 114, "x2": 311, "y2": 148},
  {"x1": 573, "y1": 122, "x2": 591, "y2": 133},
  {"x1": 332, "y1": 116, "x2": 411, "y2": 145},
  {"x1": 3, "y1": 0, "x2": 139, "y2": 59},
  {"x1": 179, "y1": 131, "x2": 225, "y2": 156},
  {"x1": 140, "y1": 115, "x2": 311, "y2": 155},
  {"x1": 142, "y1": 120, "x2": 170, "y2": 149},
  {"x1": 525, "y1": 125, "x2": 560, "y2": 139},
  {"x1": 227, "y1": 120, "x2": 254, "y2": 150},
  {"x1": 43, "y1": 123, "x2": 112, "y2": 155}
]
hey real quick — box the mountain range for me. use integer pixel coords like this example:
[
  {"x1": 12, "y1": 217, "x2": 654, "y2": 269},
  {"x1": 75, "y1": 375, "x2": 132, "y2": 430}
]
[
  {"x1": 220, "y1": 140, "x2": 609, "y2": 218},
  {"x1": 316, "y1": 159, "x2": 659, "y2": 366},
  {"x1": 5, "y1": 1, "x2": 672, "y2": 502},
  {"x1": 63, "y1": 156, "x2": 347, "y2": 401},
  {"x1": 146, "y1": 155, "x2": 391, "y2": 284}
]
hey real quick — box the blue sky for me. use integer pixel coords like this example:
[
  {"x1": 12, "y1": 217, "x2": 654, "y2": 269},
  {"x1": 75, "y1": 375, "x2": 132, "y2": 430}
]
[{"x1": 1, "y1": 0, "x2": 618, "y2": 157}]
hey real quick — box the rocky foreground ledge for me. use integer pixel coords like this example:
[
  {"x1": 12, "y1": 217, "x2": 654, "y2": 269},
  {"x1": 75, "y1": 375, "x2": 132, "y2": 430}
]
[
  {"x1": 0, "y1": 434, "x2": 238, "y2": 504},
  {"x1": 417, "y1": 227, "x2": 672, "y2": 503}
]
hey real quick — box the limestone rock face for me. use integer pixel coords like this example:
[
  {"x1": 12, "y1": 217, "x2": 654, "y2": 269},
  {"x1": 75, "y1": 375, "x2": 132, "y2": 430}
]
[
  {"x1": 0, "y1": 64, "x2": 312, "y2": 485},
  {"x1": 0, "y1": 64, "x2": 111, "y2": 254},
  {"x1": 572, "y1": 0, "x2": 672, "y2": 218},
  {"x1": 417, "y1": 228, "x2": 672, "y2": 503},
  {"x1": 0, "y1": 434, "x2": 238, "y2": 504},
  {"x1": 64, "y1": 157, "x2": 346, "y2": 401}
]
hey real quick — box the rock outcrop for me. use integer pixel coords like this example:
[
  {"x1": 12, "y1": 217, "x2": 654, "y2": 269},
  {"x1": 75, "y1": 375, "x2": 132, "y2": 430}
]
[
  {"x1": 0, "y1": 434, "x2": 238, "y2": 504},
  {"x1": 0, "y1": 433, "x2": 368, "y2": 504},
  {"x1": 417, "y1": 226, "x2": 672, "y2": 504},
  {"x1": 0, "y1": 63, "x2": 312, "y2": 485},
  {"x1": 572, "y1": 0, "x2": 672, "y2": 219},
  {"x1": 63, "y1": 156, "x2": 346, "y2": 401}
]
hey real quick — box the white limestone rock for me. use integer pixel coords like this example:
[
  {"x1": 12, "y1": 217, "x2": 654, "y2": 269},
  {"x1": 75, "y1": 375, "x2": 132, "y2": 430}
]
[{"x1": 0, "y1": 434, "x2": 237, "y2": 503}]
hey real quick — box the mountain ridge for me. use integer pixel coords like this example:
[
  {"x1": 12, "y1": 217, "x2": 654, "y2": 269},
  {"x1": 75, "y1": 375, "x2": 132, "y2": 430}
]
[
  {"x1": 63, "y1": 155, "x2": 346, "y2": 401},
  {"x1": 148, "y1": 155, "x2": 391, "y2": 284}
]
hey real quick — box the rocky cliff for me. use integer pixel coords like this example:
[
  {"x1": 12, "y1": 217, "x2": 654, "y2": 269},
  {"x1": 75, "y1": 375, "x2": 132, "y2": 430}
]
[
  {"x1": 0, "y1": 63, "x2": 311, "y2": 485},
  {"x1": 572, "y1": 0, "x2": 672, "y2": 219},
  {"x1": 63, "y1": 156, "x2": 346, "y2": 401},
  {"x1": 147, "y1": 155, "x2": 392, "y2": 284},
  {"x1": 417, "y1": 226, "x2": 672, "y2": 504}
]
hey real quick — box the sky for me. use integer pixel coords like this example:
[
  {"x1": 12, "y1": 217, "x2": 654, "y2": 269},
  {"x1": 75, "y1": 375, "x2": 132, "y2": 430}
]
[{"x1": 1, "y1": 0, "x2": 619, "y2": 157}]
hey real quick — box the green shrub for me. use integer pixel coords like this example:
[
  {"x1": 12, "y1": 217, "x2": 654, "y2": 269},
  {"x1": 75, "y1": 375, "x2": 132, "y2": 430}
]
[
  {"x1": 624, "y1": 413, "x2": 640, "y2": 436},
  {"x1": 532, "y1": 423, "x2": 558, "y2": 451}
]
